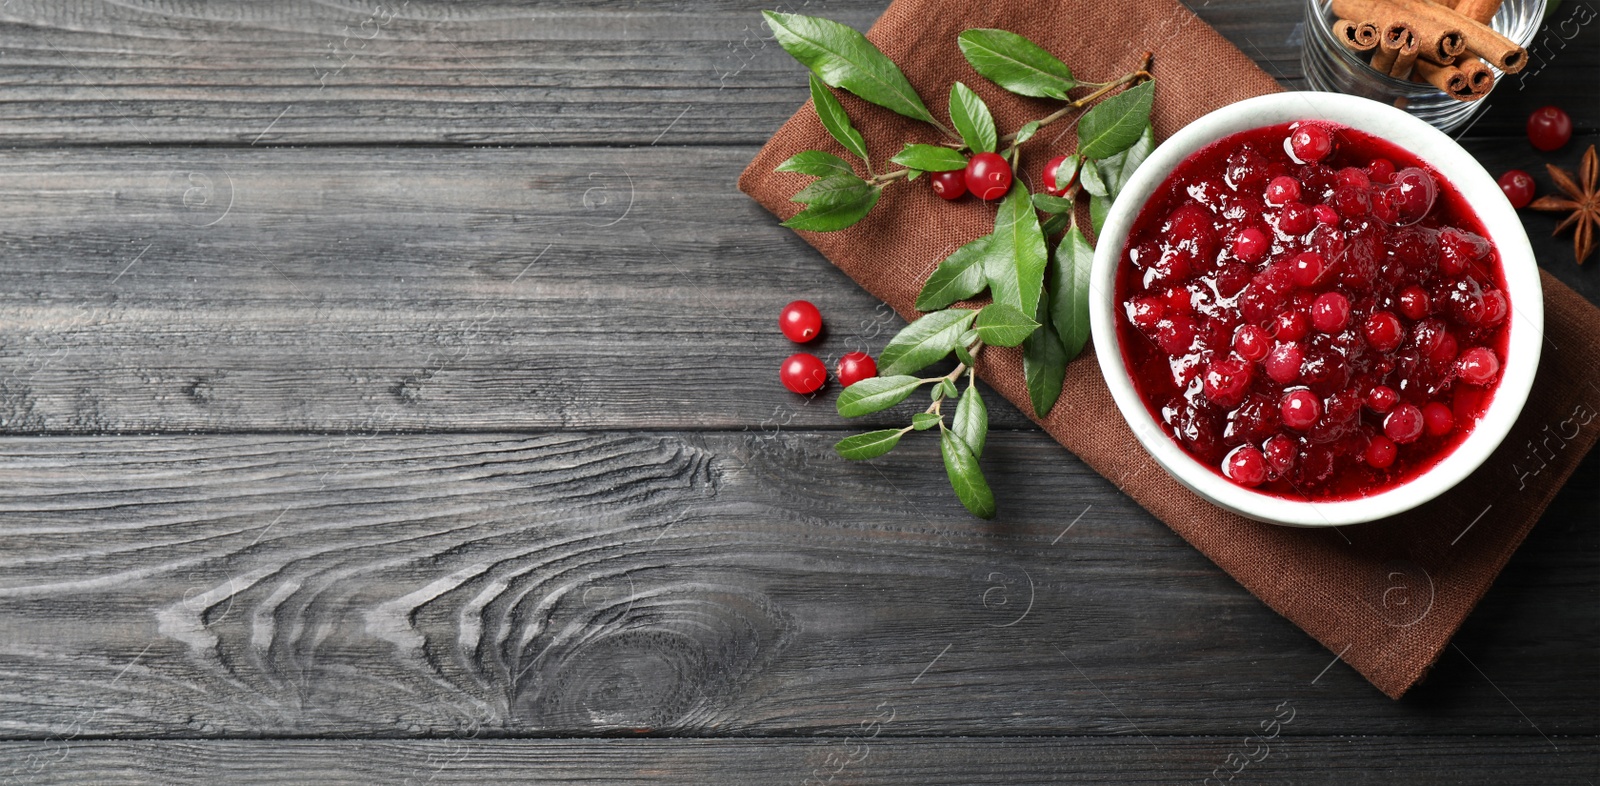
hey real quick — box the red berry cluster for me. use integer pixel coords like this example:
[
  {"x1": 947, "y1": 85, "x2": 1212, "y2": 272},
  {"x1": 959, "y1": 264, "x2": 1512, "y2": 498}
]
[
  {"x1": 1496, "y1": 105, "x2": 1574, "y2": 209},
  {"x1": 777, "y1": 300, "x2": 878, "y2": 394},
  {"x1": 1116, "y1": 121, "x2": 1511, "y2": 499},
  {"x1": 930, "y1": 152, "x2": 1014, "y2": 202}
]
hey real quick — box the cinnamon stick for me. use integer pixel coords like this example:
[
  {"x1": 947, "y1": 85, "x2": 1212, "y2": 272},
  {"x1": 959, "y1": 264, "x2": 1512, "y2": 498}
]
[
  {"x1": 1414, "y1": 58, "x2": 1480, "y2": 101},
  {"x1": 1388, "y1": 26, "x2": 1421, "y2": 78},
  {"x1": 1335, "y1": 19, "x2": 1381, "y2": 51},
  {"x1": 1452, "y1": 0, "x2": 1503, "y2": 24},
  {"x1": 1458, "y1": 54, "x2": 1495, "y2": 96},
  {"x1": 1371, "y1": 22, "x2": 1408, "y2": 73},
  {"x1": 1405, "y1": 0, "x2": 1526, "y2": 73},
  {"x1": 1331, "y1": 0, "x2": 1466, "y2": 63}
]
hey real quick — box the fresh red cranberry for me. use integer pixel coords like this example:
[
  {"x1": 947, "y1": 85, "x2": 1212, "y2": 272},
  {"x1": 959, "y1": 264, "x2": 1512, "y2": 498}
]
[
  {"x1": 1366, "y1": 157, "x2": 1395, "y2": 183},
  {"x1": 1366, "y1": 385, "x2": 1398, "y2": 413},
  {"x1": 1527, "y1": 105, "x2": 1572, "y2": 152},
  {"x1": 1310, "y1": 292, "x2": 1351, "y2": 333},
  {"x1": 1335, "y1": 167, "x2": 1370, "y2": 190},
  {"x1": 1364, "y1": 311, "x2": 1403, "y2": 352},
  {"x1": 1277, "y1": 202, "x2": 1315, "y2": 235},
  {"x1": 1204, "y1": 355, "x2": 1255, "y2": 408},
  {"x1": 837, "y1": 351, "x2": 877, "y2": 387},
  {"x1": 1313, "y1": 204, "x2": 1340, "y2": 225},
  {"x1": 1281, "y1": 388, "x2": 1322, "y2": 430},
  {"x1": 1288, "y1": 123, "x2": 1334, "y2": 163},
  {"x1": 1043, "y1": 154, "x2": 1076, "y2": 196},
  {"x1": 1233, "y1": 324, "x2": 1271, "y2": 361},
  {"x1": 1384, "y1": 403, "x2": 1424, "y2": 444},
  {"x1": 1223, "y1": 445, "x2": 1269, "y2": 487},
  {"x1": 1265, "y1": 342, "x2": 1305, "y2": 384},
  {"x1": 1263, "y1": 434, "x2": 1297, "y2": 476},
  {"x1": 1423, "y1": 402, "x2": 1454, "y2": 437},
  {"x1": 1274, "y1": 310, "x2": 1310, "y2": 342},
  {"x1": 1456, "y1": 347, "x2": 1500, "y2": 385},
  {"x1": 1265, "y1": 176, "x2": 1301, "y2": 206},
  {"x1": 1288, "y1": 252, "x2": 1324, "y2": 287},
  {"x1": 1497, "y1": 169, "x2": 1535, "y2": 208},
  {"x1": 1333, "y1": 185, "x2": 1371, "y2": 218},
  {"x1": 1366, "y1": 435, "x2": 1397, "y2": 468},
  {"x1": 1398, "y1": 285, "x2": 1431, "y2": 320},
  {"x1": 1232, "y1": 226, "x2": 1270, "y2": 263},
  {"x1": 931, "y1": 169, "x2": 967, "y2": 200},
  {"x1": 780, "y1": 353, "x2": 826, "y2": 394},
  {"x1": 965, "y1": 152, "x2": 1013, "y2": 200},
  {"x1": 1481, "y1": 290, "x2": 1508, "y2": 324},
  {"x1": 779, "y1": 300, "x2": 823, "y2": 343}
]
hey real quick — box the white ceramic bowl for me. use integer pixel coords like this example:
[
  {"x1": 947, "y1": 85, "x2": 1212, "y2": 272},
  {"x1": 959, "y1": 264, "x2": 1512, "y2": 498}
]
[{"x1": 1089, "y1": 92, "x2": 1542, "y2": 527}]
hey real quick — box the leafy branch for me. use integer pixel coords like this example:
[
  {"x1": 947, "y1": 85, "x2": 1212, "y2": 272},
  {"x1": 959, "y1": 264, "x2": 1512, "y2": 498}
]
[{"x1": 764, "y1": 11, "x2": 1158, "y2": 518}]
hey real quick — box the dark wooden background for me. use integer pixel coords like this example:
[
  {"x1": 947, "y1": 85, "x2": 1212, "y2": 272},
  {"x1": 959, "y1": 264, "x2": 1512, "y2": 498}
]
[{"x1": 0, "y1": 1, "x2": 1593, "y2": 783}]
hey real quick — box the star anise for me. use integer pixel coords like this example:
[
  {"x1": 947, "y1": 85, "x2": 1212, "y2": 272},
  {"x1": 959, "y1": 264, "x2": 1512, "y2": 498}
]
[{"x1": 1529, "y1": 144, "x2": 1598, "y2": 265}]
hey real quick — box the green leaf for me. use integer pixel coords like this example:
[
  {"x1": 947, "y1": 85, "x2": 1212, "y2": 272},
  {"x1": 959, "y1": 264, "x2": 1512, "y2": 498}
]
[
  {"x1": 790, "y1": 173, "x2": 871, "y2": 206},
  {"x1": 810, "y1": 74, "x2": 870, "y2": 163},
  {"x1": 912, "y1": 412, "x2": 941, "y2": 431},
  {"x1": 1050, "y1": 227, "x2": 1095, "y2": 361},
  {"x1": 765, "y1": 12, "x2": 937, "y2": 125},
  {"x1": 1077, "y1": 79, "x2": 1155, "y2": 159},
  {"x1": 955, "y1": 342, "x2": 975, "y2": 366},
  {"x1": 1031, "y1": 193, "x2": 1076, "y2": 215},
  {"x1": 973, "y1": 302, "x2": 1039, "y2": 347},
  {"x1": 984, "y1": 182, "x2": 1048, "y2": 321},
  {"x1": 938, "y1": 378, "x2": 959, "y2": 399},
  {"x1": 1022, "y1": 290, "x2": 1067, "y2": 418},
  {"x1": 835, "y1": 429, "x2": 906, "y2": 460},
  {"x1": 956, "y1": 29, "x2": 1078, "y2": 100},
  {"x1": 878, "y1": 309, "x2": 977, "y2": 376},
  {"x1": 1012, "y1": 120, "x2": 1041, "y2": 145},
  {"x1": 1088, "y1": 192, "x2": 1110, "y2": 238},
  {"x1": 783, "y1": 184, "x2": 881, "y2": 232},
  {"x1": 949, "y1": 82, "x2": 997, "y2": 154},
  {"x1": 952, "y1": 382, "x2": 988, "y2": 457},
  {"x1": 890, "y1": 144, "x2": 969, "y2": 172},
  {"x1": 906, "y1": 169, "x2": 923, "y2": 181},
  {"x1": 777, "y1": 150, "x2": 856, "y2": 178},
  {"x1": 1096, "y1": 124, "x2": 1155, "y2": 197},
  {"x1": 916, "y1": 235, "x2": 990, "y2": 311},
  {"x1": 836, "y1": 375, "x2": 925, "y2": 417},
  {"x1": 940, "y1": 427, "x2": 996, "y2": 519},
  {"x1": 1041, "y1": 213, "x2": 1069, "y2": 238},
  {"x1": 1077, "y1": 160, "x2": 1107, "y2": 197}
]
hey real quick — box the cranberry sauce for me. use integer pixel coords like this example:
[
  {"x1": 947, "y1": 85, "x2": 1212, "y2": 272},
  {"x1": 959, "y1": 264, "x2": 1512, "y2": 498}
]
[{"x1": 1114, "y1": 121, "x2": 1509, "y2": 501}]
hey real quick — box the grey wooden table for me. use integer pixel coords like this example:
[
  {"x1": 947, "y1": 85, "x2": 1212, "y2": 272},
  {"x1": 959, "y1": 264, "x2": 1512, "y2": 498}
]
[{"x1": 0, "y1": 1, "x2": 1594, "y2": 783}]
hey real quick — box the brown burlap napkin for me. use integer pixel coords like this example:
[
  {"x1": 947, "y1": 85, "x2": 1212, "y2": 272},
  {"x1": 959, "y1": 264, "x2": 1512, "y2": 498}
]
[{"x1": 739, "y1": 0, "x2": 1600, "y2": 697}]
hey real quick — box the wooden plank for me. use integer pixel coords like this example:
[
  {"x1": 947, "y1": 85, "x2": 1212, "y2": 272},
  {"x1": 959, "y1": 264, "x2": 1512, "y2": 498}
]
[
  {"x1": 0, "y1": 432, "x2": 1589, "y2": 738},
  {"x1": 0, "y1": 737, "x2": 1594, "y2": 784},
  {"x1": 0, "y1": 0, "x2": 1585, "y2": 147},
  {"x1": 0, "y1": 142, "x2": 1591, "y2": 435}
]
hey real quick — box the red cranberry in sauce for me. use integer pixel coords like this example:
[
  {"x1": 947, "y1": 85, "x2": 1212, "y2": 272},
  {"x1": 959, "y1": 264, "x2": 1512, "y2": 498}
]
[
  {"x1": 1281, "y1": 389, "x2": 1321, "y2": 430},
  {"x1": 1311, "y1": 292, "x2": 1352, "y2": 333},
  {"x1": 1223, "y1": 445, "x2": 1269, "y2": 486},
  {"x1": 1204, "y1": 355, "x2": 1255, "y2": 408},
  {"x1": 1398, "y1": 285, "x2": 1431, "y2": 320},
  {"x1": 1366, "y1": 385, "x2": 1398, "y2": 413},
  {"x1": 1277, "y1": 202, "x2": 1315, "y2": 235},
  {"x1": 1313, "y1": 204, "x2": 1339, "y2": 225},
  {"x1": 1366, "y1": 435, "x2": 1397, "y2": 468},
  {"x1": 1366, "y1": 157, "x2": 1395, "y2": 182},
  {"x1": 1266, "y1": 176, "x2": 1301, "y2": 206},
  {"x1": 1456, "y1": 347, "x2": 1500, "y2": 386},
  {"x1": 1288, "y1": 252, "x2": 1324, "y2": 287},
  {"x1": 1233, "y1": 325, "x2": 1271, "y2": 361},
  {"x1": 1265, "y1": 342, "x2": 1304, "y2": 384},
  {"x1": 1288, "y1": 123, "x2": 1334, "y2": 163},
  {"x1": 1423, "y1": 402, "x2": 1454, "y2": 437},
  {"x1": 1384, "y1": 403, "x2": 1425, "y2": 444}
]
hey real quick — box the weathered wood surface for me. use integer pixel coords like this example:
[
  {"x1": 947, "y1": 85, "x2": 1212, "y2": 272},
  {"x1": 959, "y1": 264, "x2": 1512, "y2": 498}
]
[
  {"x1": 0, "y1": 0, "x2": 1590, "y2": 148},
  {"x1": 0, "y1": 0, "x2": 1592, "y2": 780},
  {"x1": 0, "y1": 141, "x2": 1592, "y2": 435},
  {"x1": 0, "y1": 433, "x2": 1590, "y2": 739},
  {"x1": 2, "y1": 737, "x2": 1596, "y2": 785}
]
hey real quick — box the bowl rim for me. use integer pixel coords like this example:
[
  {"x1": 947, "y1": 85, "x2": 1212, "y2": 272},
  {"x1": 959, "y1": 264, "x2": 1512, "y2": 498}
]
[{"x1": 1088, "y1": 91, "x2": 1544, "y2": 527}]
